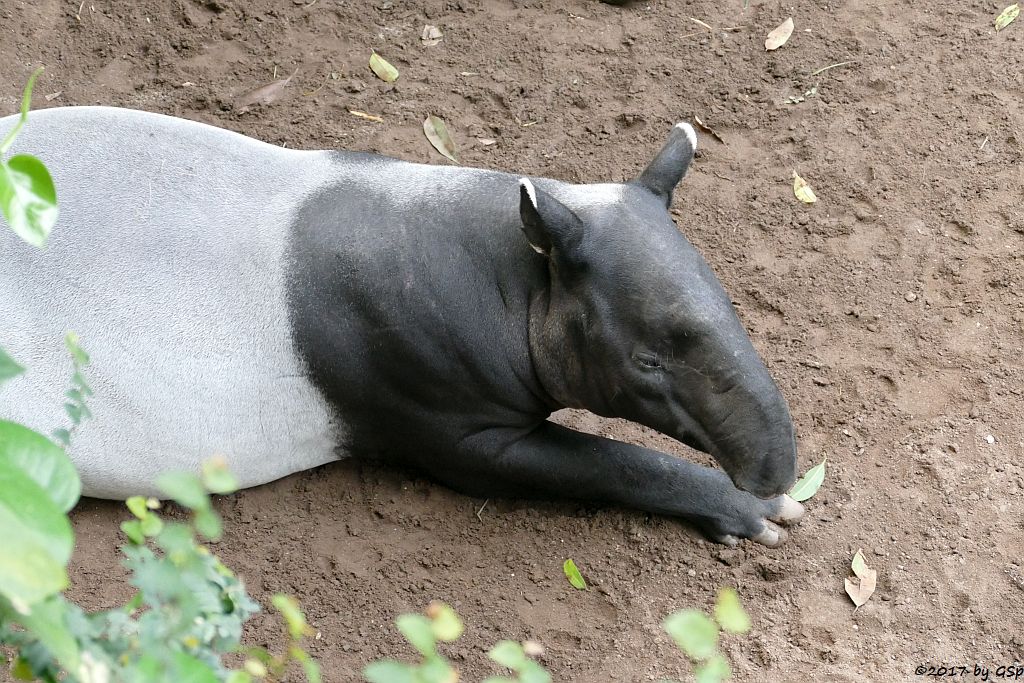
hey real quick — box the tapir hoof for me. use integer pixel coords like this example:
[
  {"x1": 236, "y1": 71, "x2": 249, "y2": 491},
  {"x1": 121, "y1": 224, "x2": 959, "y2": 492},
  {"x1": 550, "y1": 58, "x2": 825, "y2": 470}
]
[{"x1": 714, "y1": 494, "x2": 805, "y2": 547}]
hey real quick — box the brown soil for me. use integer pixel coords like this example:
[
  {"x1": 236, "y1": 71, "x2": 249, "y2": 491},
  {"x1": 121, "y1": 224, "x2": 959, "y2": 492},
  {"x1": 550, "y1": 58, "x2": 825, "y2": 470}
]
[{"x1": 3, "y1": 0, "x2": 1024, "y2": 681}]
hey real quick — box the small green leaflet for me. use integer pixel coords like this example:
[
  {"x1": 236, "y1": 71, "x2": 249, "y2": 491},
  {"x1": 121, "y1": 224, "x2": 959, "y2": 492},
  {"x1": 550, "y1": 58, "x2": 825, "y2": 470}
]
[
  {"x1": 713, "y1": 588, "x2": 750, "y2": 634},
  {"x1": 562, "y1": 559, "x2": 586, "y2": 590},
  {"x1": 426, "y1": 601, "x2": 463, "y2": 642},
  {"x1": 368, "y1": 53, "x2": 399, "y2": 83},
  {"x1": 662, "y1": 609, "x2": 718, "y2": 661},
  {"x1": 996, "y1": 3, "x2": 1020, "y2": 30},
  {"x1": 694, "y1": 654, "x2": 731, "y2": 683},
  {"x1": 788, "y1": 457, "x2": 826, "y2": 502}
]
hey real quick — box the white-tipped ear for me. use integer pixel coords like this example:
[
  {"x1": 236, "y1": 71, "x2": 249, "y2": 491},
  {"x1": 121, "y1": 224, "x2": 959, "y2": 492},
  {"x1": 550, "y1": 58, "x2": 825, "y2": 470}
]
[
  {"x1": 636, "y1": 122, "x2": 698, "y2": 207},
  {"x1": 675, "y1": 121, "x2": 697, "y2": 152},
  {"x1": 519, "y1": 177, "x2": 538, "y2": 208},
  {"x1": 517, "y1": 178, "x2": 585, "y2": 261}
]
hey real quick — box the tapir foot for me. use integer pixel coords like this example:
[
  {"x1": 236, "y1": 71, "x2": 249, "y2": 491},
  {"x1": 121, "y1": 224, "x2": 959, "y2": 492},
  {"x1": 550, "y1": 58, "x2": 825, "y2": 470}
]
[{"x1": 711, "y1": 494, "x2": 805, "y2": 548}]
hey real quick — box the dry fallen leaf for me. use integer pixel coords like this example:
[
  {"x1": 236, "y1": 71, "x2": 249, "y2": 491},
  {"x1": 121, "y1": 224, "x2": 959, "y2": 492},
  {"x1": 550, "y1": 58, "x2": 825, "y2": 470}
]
[
  {"x1": 844, "y1": 549, "x2": 877, "y2": 607},
  {"x1": 421, "y1": 24, "x2": 443, "y2": 46},
  {"x1": 348, "y1": 110, "x2": 384, "y2": 123},
  {"x1": 995, "y1": 3, "x2": 1020, "y2": 30},
  {"x1": 792, "y1": 171, "x2": 818, "y2": 204},
  {"x1": 423, "y1": 115, "x2": 458, "y2": 162},
  {"x1": 693, "y1": 114, "x2": 725, "y2": 144},
  {"x1": 235, "y1": 69, "x2": 297, "y2": 112},
  {"x1": 369, "y1": 53, "x2": 399, "y2": 83},
  {"x1": 765, "y1": 17, "x2": 795, "y2": 50}
]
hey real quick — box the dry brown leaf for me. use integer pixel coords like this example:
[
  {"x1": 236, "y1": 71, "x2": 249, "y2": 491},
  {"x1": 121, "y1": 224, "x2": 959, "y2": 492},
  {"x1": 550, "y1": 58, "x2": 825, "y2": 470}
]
[
  {"x1": 236, "y1": 69, "x2": 298, "y2": 111},
  {"x1": 765, "y1": 17, "x2": 794, "y2": 51},
  {"x1": 348, "y1": 110, "x2": 384, "y2": 123},
  {"x1": 693, "y1": 114, "x2": 725, "y2": 144},
  {"x1": 844, "y1": 549, "x2": 877, "y2": 607},
  {"x1": 421, "y1": 24, "x2": 443, "y2": 46},
  {"x1": 423, "y1": 115, "x2": 458, "y2": 162}
]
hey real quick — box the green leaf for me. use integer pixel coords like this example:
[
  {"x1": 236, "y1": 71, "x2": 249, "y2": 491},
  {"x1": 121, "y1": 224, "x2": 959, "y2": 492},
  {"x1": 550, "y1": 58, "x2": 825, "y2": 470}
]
[
  {"x1": 140, "y1": 513, "x2": 164, "y2": 537},
  {"x1": 293, "y1": 648, "x2": 322, "y2": 683},
  {"x1": 11, "y1": 657, "x2": 34, "y2": 681},
  {"x1": 52, "y1": 428, "x2": 71, "y2": 447},
  {"x1": 0, "y1": 419, "x2": 80, "y2": 512},
  {"x1": 120, "y1": 519, "x2": 145, "y2": 545},
  {"x1": 0, "y1": 67, "x2": 43, "y2": 155},
  {"x1": 201, "y1": 458, "x2": 238, "y2": 494},
  {"x1": 194, "y1": 506, "x2": 222, "y2": 540},
  {"x1": 663, "y1": 609, "x2": 719, "y2": 661},
  {"x1": 272, "y1": 594, "x2": 310, "y2": 640},
  {"x1": 155, "y1": 521, "x2": 195, "y2": 557},
  {"x1": 226, "y1": 672, "x2": 253, "y2": 683},
  {"x1": 368, "y1": 53, "x2": 399, "y2": 82},
  {"x1": 788, "y1": 457, "x2": 826, "y2": 502},
  {"x1": 419, "y1": 657, "x2": 457, "y2": 683},
  {"x1": 2, "y1": 594, "x2": 81, "y2": 672},
  {"x1": 481, "y1": 678, "x2": 517, "y2": 683},
  {"x1": 694, "y1": 654, "x2": 731, "y2": 683},
  {"x1": 519, "y1": 662, "x2": 552, "y2": 683},
  {"x1": 396, "y1": 613, "x2": 436, "y2": 657},
  {"x1": 427, "y1": 601, "x2": 464, "y2": 642},
  {"x1": 562, "y1": 559, "x2": 587, "y2": 590},
  {"x1": 996, "y1": 3, "x2": 1020, "y2": 30},
  {"x1": 713, "y1": 588, "x2": 750, "y2": 635},
  {"x1": 0, "y1": 347, "x2": 24, "y2": 386},
  {"x1": 0, "y1": 465, "x2": 73, "y2": 606},
  {"x1": 172, "y1": 652, "x2": 219, "y2": 683},
  {"x1": 489, "y1": 640, "x2": 528, "y2": 670},
  {"x1": 0, "y1": 154, "x2": 59, "y2": 248},
  {"x1": 126, "y1": 495, "x2": 149, "y2": 519},
  {"x1": 157, "y1": 471, "x2": 208, "y2": 509},
  {"x1": 363, "y1": 660, "x2": 417, "y2": 683},
  {"x1": 64, "y1": 332, "x2": 89, "y2": 366},
  {"x1": 851, "y1": 548, "x2": 869, "y2": 578}
]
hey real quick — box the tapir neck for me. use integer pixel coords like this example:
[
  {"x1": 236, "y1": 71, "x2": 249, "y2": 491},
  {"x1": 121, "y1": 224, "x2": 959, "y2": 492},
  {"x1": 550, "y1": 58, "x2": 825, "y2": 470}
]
[{"x1": 288, "y1": 153, "x2": 562, "y2": 446}]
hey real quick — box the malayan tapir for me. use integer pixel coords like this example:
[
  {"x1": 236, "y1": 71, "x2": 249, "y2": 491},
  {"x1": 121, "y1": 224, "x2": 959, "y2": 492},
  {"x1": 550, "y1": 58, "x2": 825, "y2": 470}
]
[{"x1": 0, "y1": 106, "x2": 803, "y2": 546}]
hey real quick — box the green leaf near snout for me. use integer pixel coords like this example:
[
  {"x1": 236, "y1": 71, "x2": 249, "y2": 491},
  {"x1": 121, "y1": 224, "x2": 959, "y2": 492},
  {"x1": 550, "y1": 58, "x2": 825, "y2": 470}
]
[
  {"x1": 788, "y1": 456, "x2": 826, "y2": 502},
  {"x1": 0, "y1": 153, "x2": 59, "y2": 248}
]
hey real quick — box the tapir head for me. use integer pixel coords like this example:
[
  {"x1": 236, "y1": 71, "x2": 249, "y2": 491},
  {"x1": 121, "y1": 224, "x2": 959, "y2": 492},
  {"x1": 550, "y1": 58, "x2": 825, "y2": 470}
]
[{"x1": 519, "y1": 122, "x2": 797, "y2": 499}]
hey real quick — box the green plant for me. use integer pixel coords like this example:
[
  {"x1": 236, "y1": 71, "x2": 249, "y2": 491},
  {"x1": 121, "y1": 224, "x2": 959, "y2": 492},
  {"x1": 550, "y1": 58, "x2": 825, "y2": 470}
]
[
  {"x1": 0, "y1": 71, "x2": 320, "y2": 683},
  {"x1": 363, "y1": 602, "x2": 551, "y2": 683},
  {"x1": 0, "y1": 66, "x2": 58, "y2": 247},
  {"x1": 661, "y1": 588, "x2": 751, "y2": 683}
]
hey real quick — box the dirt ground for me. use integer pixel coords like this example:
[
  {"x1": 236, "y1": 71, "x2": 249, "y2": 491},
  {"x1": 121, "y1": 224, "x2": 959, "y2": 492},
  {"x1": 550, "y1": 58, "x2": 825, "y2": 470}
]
[{"x1": 3, "y1": 0, "x2": 1024, "y2": 680}]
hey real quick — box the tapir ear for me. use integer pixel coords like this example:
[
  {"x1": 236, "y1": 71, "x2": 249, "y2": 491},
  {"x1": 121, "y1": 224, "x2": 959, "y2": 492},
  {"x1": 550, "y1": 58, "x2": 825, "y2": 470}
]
[
  {"x1": 635, "y1": 122, "x2": 697, "y2": 207},
  {"x1": 518, "y1": 178, "x2": 585, "y2": 259}
]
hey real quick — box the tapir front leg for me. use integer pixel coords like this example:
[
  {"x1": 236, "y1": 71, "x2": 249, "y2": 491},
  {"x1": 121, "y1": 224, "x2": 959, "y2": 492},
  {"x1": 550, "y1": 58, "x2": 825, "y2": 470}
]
[{"x1": 441, "y1": 422, "x2": 804, "y2": 546}]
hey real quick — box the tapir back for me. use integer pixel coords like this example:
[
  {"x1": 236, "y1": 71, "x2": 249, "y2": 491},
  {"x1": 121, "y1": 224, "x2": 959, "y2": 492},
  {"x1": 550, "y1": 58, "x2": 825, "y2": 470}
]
[{"x1": 0, "y1": 107, "x2": 340, "y2": 497}]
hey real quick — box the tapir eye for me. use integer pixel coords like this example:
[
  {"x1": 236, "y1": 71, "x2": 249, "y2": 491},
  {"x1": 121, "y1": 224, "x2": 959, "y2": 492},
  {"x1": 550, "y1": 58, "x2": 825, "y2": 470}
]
[{"x1": 634, "y1": 352, "x2": 662, "y2": 370}]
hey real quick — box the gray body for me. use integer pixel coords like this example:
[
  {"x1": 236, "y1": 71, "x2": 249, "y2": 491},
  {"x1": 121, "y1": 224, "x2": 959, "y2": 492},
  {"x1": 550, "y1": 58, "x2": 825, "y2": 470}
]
[{"x1": 0, "y1": 107, "x2": 803, "y2": 545}]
